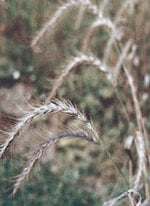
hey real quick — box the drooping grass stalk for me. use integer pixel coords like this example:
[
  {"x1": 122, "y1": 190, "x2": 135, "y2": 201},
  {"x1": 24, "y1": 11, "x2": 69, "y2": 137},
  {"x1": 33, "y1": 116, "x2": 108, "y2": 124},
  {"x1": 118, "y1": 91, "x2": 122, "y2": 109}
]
[
  {"x1": 103, "y1": 191, "x2": 127, "y2": 206},
  {"x1": 81, "y1": 0, "x2": 115, "y2": 51},
  {"x1": 103, "y1": 192, "x2": 127, "y2": 206},
  {"x1": 115, "y1": 42, "x2": 150, "y2": 198},
  {"x1": 80, "y1": 1, "x2": 131, "y2": 124},
  {"x1": 0, "y1": 99, "x2": 99, "y2": 159},
  {"x1": 31, "y1": 0, "x2": 77, "y2": 48},
  {"x1": 12, "y1": 129, "x2": 99, "y2": 195},
  {"x1": 103, "y1": 189, "x2": 141, "y2": 206},
  {"x1": 116, "y1": 42, "x2": 149, "y2": 150},
  {"x1": 31, "y1": 0, "x2": 98, "y2": 49},
  {"x1": 82, "y1": 16, "x2": 116, "y2": 51},
  {"x1": 103, "y1": 0, "x2": 142, "y2": 63},
  {"x1": 103, "y1": 35, "x2": 150, "y2": 201},
  {"x1": 47, "y1": 53, "x2": 109, "y2": 101},
  {"x1": 100, "y1": 0, "x2": 149, "y2": 201}
]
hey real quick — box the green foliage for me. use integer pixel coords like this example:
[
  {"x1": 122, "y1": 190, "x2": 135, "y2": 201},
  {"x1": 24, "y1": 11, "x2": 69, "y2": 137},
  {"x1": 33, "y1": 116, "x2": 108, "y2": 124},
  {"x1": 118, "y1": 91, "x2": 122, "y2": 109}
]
[{"x1": 0, "y1": 160, "x2": 101, "y2": 206}]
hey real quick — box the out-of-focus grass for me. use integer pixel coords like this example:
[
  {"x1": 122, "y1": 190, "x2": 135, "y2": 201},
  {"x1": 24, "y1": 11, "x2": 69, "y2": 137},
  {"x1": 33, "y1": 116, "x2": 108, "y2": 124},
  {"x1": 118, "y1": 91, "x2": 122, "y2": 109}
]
[{"x1": 0, "y1": 160, "x2": 102, "y2": 206}]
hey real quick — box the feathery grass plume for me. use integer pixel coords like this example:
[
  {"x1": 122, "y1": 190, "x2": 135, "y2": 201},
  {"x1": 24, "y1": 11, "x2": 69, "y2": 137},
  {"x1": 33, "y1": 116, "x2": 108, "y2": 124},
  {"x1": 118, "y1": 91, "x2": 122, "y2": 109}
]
[
  {"x1": 0, "y1": 99, "x2": 99, "y2": 159},
  {"x1": 12, "y1": 138, "x2": 57, "y2": 196},
  {"x1": 103, "y1": 0, "x2": 142, "y2": 63},
  {"x1": 47, "y1": 53, "x2": 109, "y2": 101},
  {"x1": 103, "y1": 189, "x2": 141, "y2": 206},
  {"x1": 31, "y1": 0, "x2": 98, "y2": 50},
  {"x1": 12, "y1": 129, "x2": 99, "y2": 195}
]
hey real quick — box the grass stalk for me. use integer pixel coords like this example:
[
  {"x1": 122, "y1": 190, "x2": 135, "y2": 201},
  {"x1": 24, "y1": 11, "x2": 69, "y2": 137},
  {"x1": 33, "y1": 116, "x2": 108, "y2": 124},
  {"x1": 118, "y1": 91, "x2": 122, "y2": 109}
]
[{"x1": 47, "y1": 53, "x2": 108, "y2": 101}]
